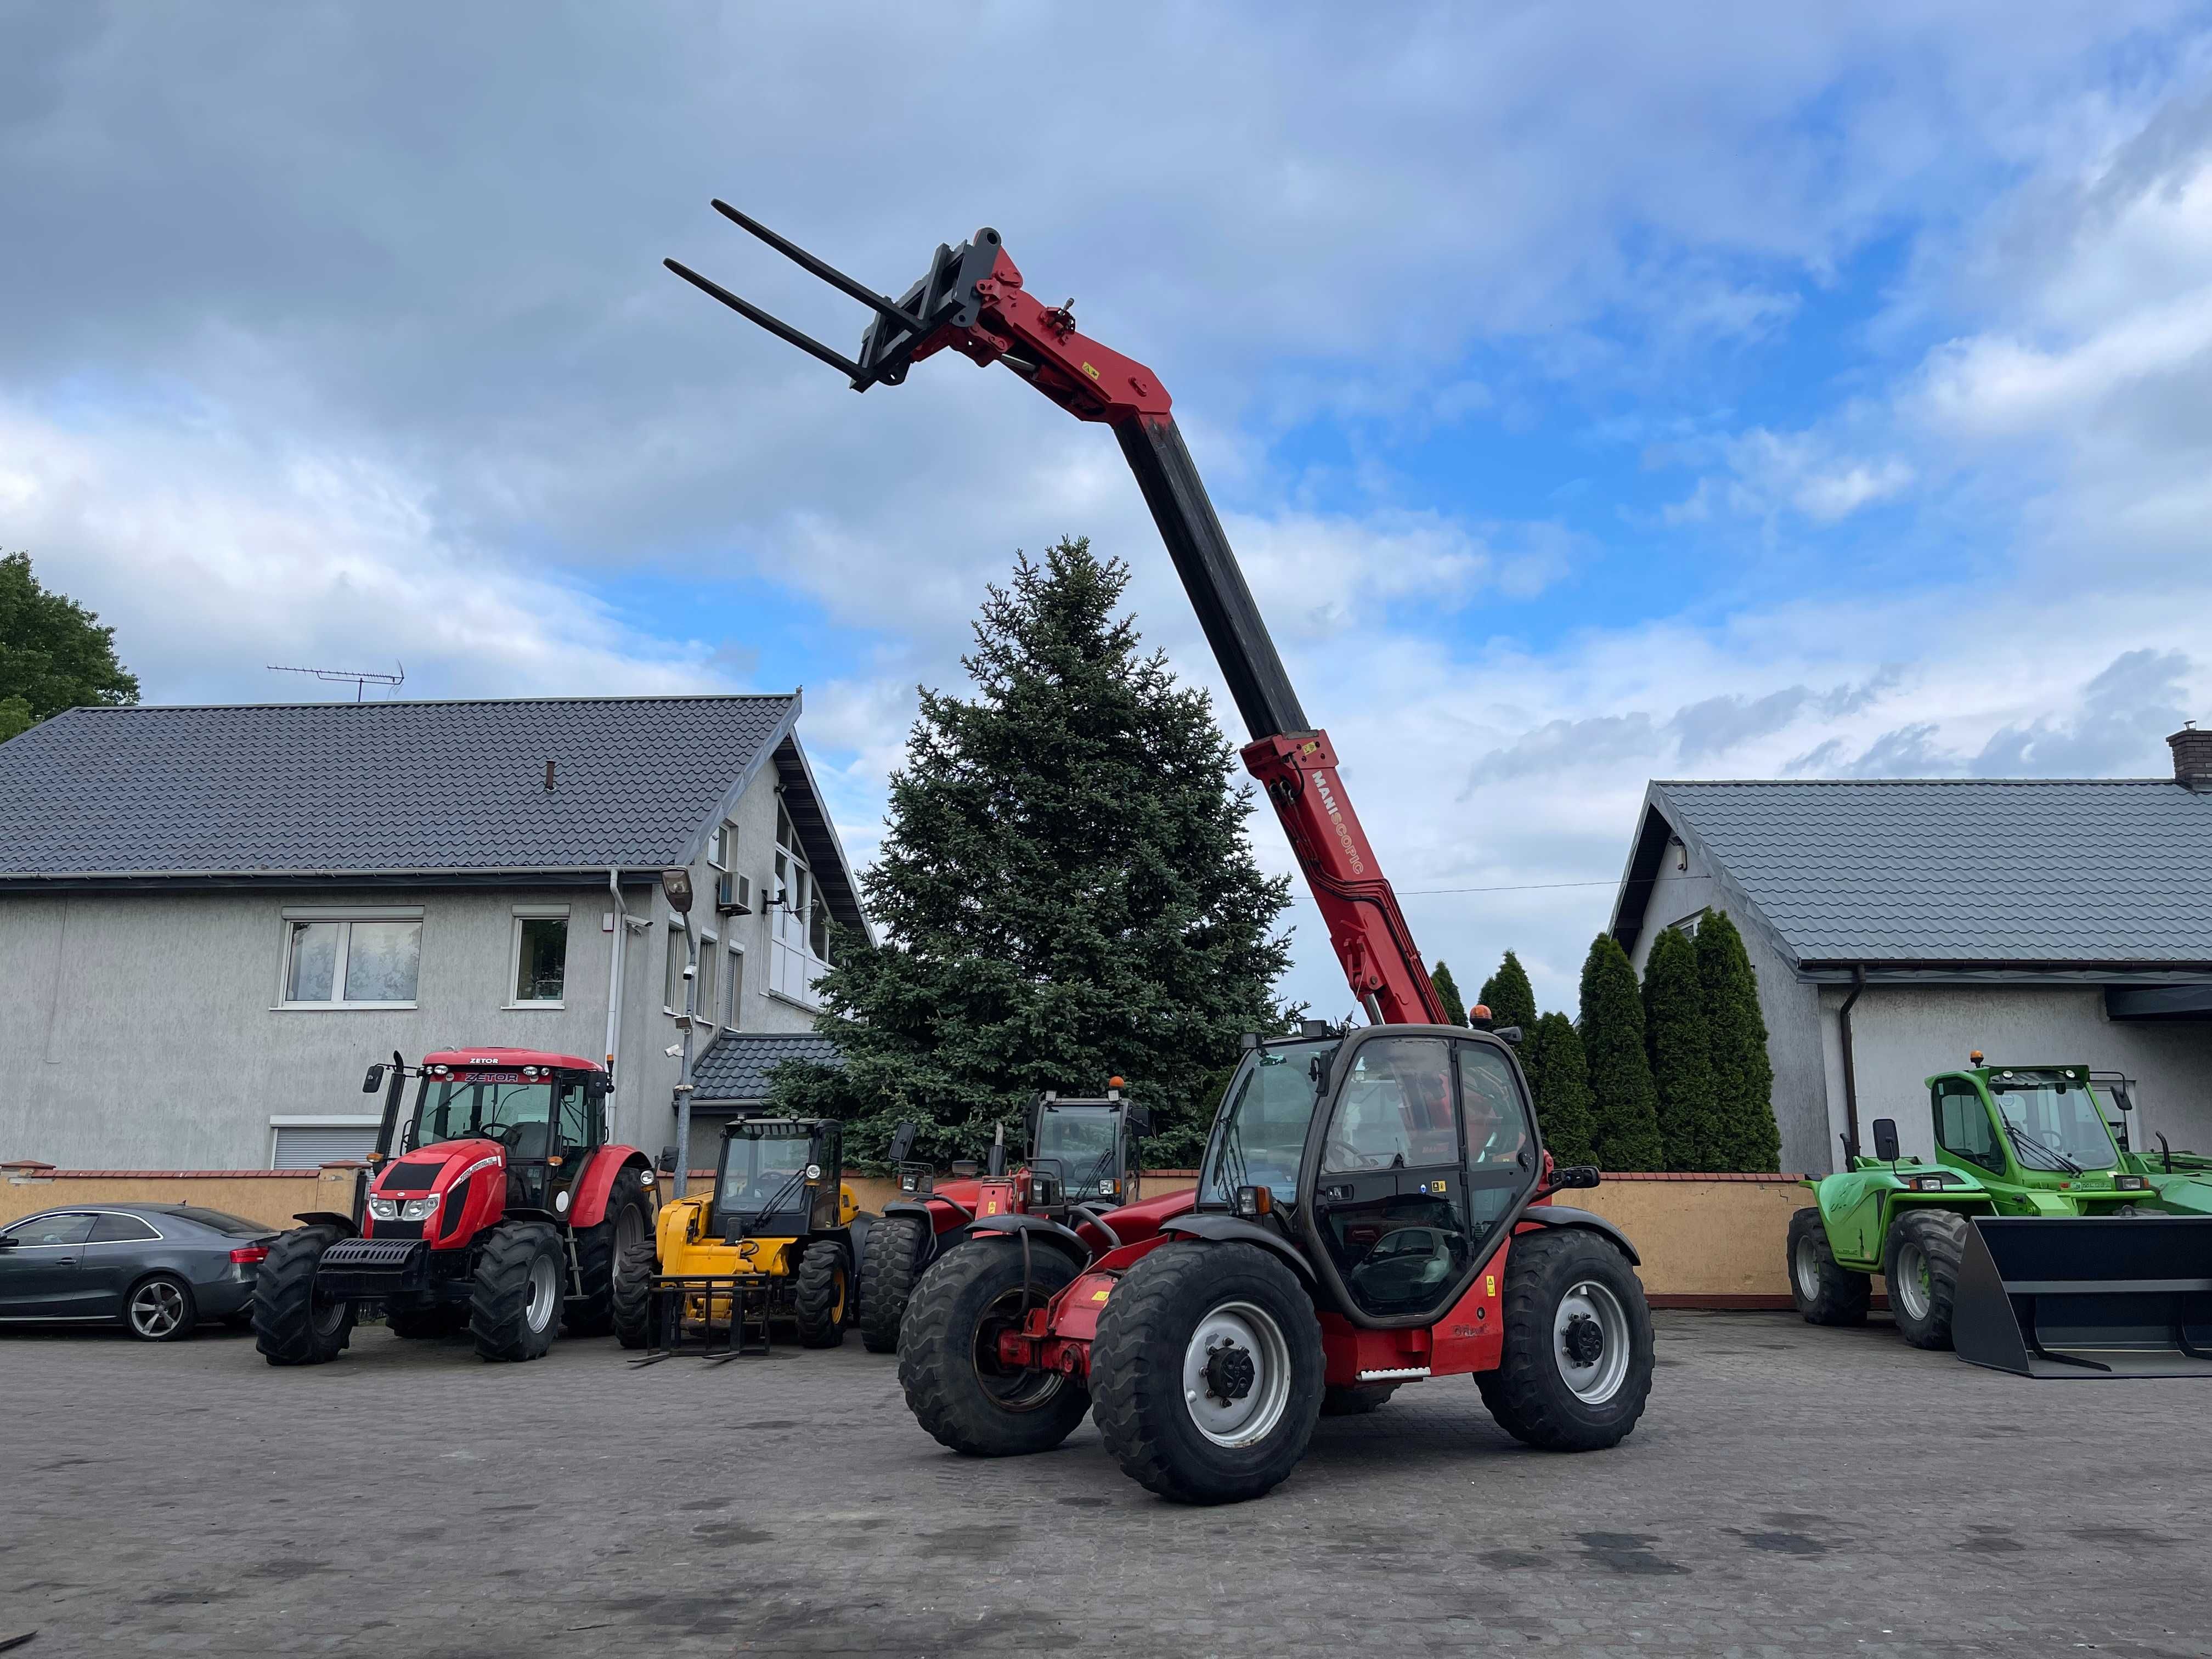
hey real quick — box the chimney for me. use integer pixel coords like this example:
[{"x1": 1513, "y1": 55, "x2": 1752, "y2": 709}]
[{"x1": 2170, "y1": 722, "x2": 2212, "y2": 792}]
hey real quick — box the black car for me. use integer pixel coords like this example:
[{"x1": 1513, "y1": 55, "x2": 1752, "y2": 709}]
[{"x1": 0, "y1": 1203, "x2": 277, "y2": 1340}]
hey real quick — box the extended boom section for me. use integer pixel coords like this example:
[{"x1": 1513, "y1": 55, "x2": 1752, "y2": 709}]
[{"x1": 670, "y1": 208, "x2": 1439, "y2": 1020}]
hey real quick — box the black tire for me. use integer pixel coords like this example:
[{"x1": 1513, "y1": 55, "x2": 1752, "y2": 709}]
[
  {"x1": 385, "y1": 1302, "x2": 467, "y2": 1339},
  {"x1": 253, "y1": 1226, "x2": 356, "y2": 1367},
  {"x1": 1321, "y1": 1383, "x2": 1398, "y2": 1417},
  {"x1": 1787, "y1": 1206, "x2": 1871, "y2": 1327},
  {"x1": 469, "y1": 1221, "x2": 563, "y2": 1363},
  {"x1": 566, "y1": 1165, "x2": 653, "y2": 1336},
  {"x1": 859, "y1": 1215, "x2": 926, "y2": 1354},
  {"x1": 1884, "y1": 1208, "x2": 1967, "y2": 1351},
  {"x1": 1093, "y1": 1242, "x2": 1325, "y2": 1505},
  {"x1": 612, "y1": 1239, "x2": 658, "y2": 1351},
  {"x1": 899, "y1": 1239, "x2": 1090, "y2": 1458},
  {"x1": 794, "y1": 1239, "x2": 851, "y2": 1348},
  {"x1": 122, "y1": 1273, "x2": 197, "y2": 1342},
  {"x1": 1477, "y1": 1228, "x2": 1654, "y2": 1453}
]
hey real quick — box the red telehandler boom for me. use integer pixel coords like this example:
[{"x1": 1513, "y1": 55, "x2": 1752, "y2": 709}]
[{"x1": 669, "y1": 207, "x2": 1654, "y2": 1503}]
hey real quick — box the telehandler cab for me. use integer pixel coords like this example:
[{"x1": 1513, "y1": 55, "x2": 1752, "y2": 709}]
[
  {"x1": 254, "y1": 1048, "x2": 657, "y2": 1365},
  {"x1": 615, "y1": 1115, "x2": 870, "y2": 1356},
  {"x1": 1790, "y1": 1057, "x2": 2212, "y2": 1375},
  {"x1": 855, "y1": 1088, "x2": 1151, "y2": 1353},
  {"x1": 668, "y1": 208, "x2": 1655, "y2": 1503}
]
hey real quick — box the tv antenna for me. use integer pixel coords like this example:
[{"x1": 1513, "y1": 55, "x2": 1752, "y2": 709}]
[{"x1": 267, "y1": 662, "x2": 406, "y2": 702}]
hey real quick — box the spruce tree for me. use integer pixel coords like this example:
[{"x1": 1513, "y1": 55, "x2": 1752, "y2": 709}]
[
  {"x1": 769, "y1": 538, "x2": 1294, "y2": 1168},
  {"x1": 1577, "y1": 934, "x2": 1664, "y2": 1170},
  {"x1": 1429, "y1": 960, "x2": 1468, "y2": 1026},
  {"x1": 1696, "y1": 910, "x2": 1781, "y2": 1171},
  {"x1": 1643, "y1": 927, "x2": 1720, "y2": 1171},
  {"x1": 1477, "y1": 949, "x2": 1538, "y2": 1034},
  {"x1": 1523, "y1": 1010, "x2": 1597, "y2": 1166}
]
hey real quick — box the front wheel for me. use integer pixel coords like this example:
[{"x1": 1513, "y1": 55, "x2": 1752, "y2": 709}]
[
  {"x1": 470, "y1": 1221, "x2": 563, "y2": 1363},
  {"x1": 253, "y1": 1226, "x2": 356, "y2": 1367},
  {"x1": 858, "y1": 1215, "x2": 926, "y2": 1353},
  {"x1": 899, "y1": 1239, "x2": 1089, "y2": 1457},
  {"x1": 1477, "y1": 1229, "x2": 1653, "y2": 1452},
  {"x1": 612, "y1": 1239, "x2": 658, "y2": 1350},
  {"x1": 794, "y1": 1239, "x2": 850, "y2": 1348},
  {"x1": 1092, "y1": 1242, "x2": 1325, "y2": 1505},
  {"x1": 1884, "y1": 1208, "x2": 1966, "y2": 1350}
]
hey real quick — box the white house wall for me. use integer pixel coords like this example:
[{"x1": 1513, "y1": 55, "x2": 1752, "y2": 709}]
[{"x1": 1814, "y1": 983, "x2": 2212, "y2": 1167}]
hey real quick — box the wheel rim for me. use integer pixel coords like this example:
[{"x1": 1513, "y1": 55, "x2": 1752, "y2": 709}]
[
  {"x1": 1181, "y1": 1300, "x2": 1293, "y2": 1449},
  {"x1": 1554, "y1": 1279, "x2": 1632, "y2": 1404},
  {"x1": 969, "y1": 1288, "x2": 1065, "y2": 1413},
  {"x1": 831, "y1": 1268, "x2": 847, "y2": 1324},
  {"x1": 527, "y1": 1252, "x2": 559, "y2": 1333},
  {"x1": 1792, "y1": 1235, "x2": 1822, "y2": 1302},
  {"x1": 1894, "y1": 1241, "x2": 1931, "y2": 1321},
  {"x1": 311, "y1": 1293, "x2": 349, "y2": 1336},
  {"x1": 131, "y1": 1280, "x2": 185, "y2": 1337}
]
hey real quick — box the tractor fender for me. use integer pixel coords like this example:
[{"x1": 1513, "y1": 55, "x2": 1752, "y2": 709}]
[
  {"x1": 1513, "y1": 1204, "x2": 1641, "y2": 1266},
  {"x1": 964, "y1": 1212, "x2": 1091, "y2": 1269},
  {"x1": 1159, "y1": 1215, "x2": 1318, "y2": 1284},
  {"x1": 290, "y1": 1211, "x2": 359, "y2": 1235},
  {"x1": 568, "y1": 1145, "x2": 652, "y2": 1228}
]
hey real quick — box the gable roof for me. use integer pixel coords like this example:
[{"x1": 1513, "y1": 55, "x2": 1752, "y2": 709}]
[
  {"x1": 691, "y1": 1030, "x2": 847, "y2": 1104},
  {"x1": 1612, "y1": 778, "x2": 2212, "y2": 972},
  {"x1": 0, "y1": 693, "x2": 803, "y2": 883}
]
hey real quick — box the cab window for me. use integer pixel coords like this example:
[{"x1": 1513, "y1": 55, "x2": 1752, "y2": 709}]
[
  {"x1": 1933, "y1": 1081, "x2": 2002, "y2": 1172},
  {"x1": 1322, "y1": 1037, "x2": 1455, "y2": 1173},
  {"x1": 1455, "y1": 1045, "x2": 1533, "y2": 1169}
]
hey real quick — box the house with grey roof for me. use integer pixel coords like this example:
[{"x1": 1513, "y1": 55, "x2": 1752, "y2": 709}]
[
  {"x1": 0, "y1": 694, "x2": 864, "y2": 1171},
  {"x1": 1608, "y1": 725, "x2": 2212, "y2": 1175}
]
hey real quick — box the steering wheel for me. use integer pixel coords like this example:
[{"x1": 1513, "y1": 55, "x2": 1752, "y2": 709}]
[
  {"x1": 476, "y1": 1124, "x2": 514, "y2": 1148},
  {"x1": 2039, "y1": 1128, "x2": 2066, "y2": 1152},
  {"x1": 1326, "y1": 1141, "x2": 1388, "y2": 1172}
]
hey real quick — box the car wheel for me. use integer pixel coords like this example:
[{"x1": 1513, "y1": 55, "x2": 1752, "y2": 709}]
[{"x1": 125, "y1": 1274, "x2": 198, "y2": 1342}]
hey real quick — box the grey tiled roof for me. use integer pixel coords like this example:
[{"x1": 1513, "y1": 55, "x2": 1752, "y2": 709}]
[
  {"x1": 0, "y1": 696, "x2": 797, "y2": 878},
  {"x1": 691, "y1": 1031, "x2": 846, "y2": 1102},
  {"x1": 1648, "y1": 779, "x2": 2212, "y2": 965}
]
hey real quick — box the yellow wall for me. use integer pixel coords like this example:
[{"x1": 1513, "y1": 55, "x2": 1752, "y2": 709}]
[{"x1": 1, "y1": 1166, "x2": 358, "y2": 1230}]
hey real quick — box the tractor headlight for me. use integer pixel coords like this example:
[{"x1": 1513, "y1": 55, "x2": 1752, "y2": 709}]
[
  {"x1": 400, "y1": 1197, "x2": 439, "y2": 1221},
  {"x1": 366, "y1": 1195, "x2": 399, "y2": 1221},
  {"x1": 2117, "y1": 1175, "x2": 2147, "y2": 1190},
  {"x1": 1099, "y1": 1179, "x2": 1116, "y2": 1197}
]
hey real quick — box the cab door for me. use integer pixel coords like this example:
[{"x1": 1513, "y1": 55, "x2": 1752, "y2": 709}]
[
  {"x1": 1452, "y1": 1041, "x2": 1539, "y2": 1261},
  {"x1": 1311, "y1": 1036, "x2": 1471, "y2": 1320}
]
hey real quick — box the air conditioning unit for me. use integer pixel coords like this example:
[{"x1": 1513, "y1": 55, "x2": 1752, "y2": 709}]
[{"x1": 716, "y1": 871, "x2": 753, "y2": 915}]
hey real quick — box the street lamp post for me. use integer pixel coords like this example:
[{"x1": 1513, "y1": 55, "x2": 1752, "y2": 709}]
[{"x1": 661, "y1": 868, "x2": 700, "y2": 1206}]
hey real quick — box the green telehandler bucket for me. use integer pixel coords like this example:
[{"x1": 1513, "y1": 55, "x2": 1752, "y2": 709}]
[{"x1": 1951, "y1": 1214, "x2": 2212, "y2": 1378}]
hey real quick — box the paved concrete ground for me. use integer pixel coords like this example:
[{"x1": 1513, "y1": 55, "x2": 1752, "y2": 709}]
[{"x1": 3, "y1": 1309, "x2": 2210, "y2": 1657}]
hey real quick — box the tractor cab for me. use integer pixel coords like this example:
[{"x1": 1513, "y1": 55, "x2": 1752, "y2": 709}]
[
  {"x1": 1923, "y1": 1063, "x2": 2147, "y2": 1199},
  {"x1": 1196, "y1": 1026, "x2": 1549, "y2": 1324},
  {"x1": 1024, "y1": 1090, "x2": 1148, "y2": 1215},
  {"x1": 710, "y1": 1118, "x2": 844, "y2": 1241},
  {"x1": 384, "y1": 1049, "x2": 614, "y2": 1223}
]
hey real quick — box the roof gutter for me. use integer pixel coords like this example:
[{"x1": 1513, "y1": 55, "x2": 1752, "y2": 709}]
[{"x1": 1837, "y1": 964, "x2": 1866, "y2": 1169}]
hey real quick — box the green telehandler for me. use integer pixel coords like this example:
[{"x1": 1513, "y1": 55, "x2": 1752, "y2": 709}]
[{"x1": 1789, "y1": 1056, "x2": 2212, "y2": 1376}]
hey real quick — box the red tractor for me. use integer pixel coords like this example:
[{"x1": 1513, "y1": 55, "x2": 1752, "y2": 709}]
[
  {"x1": 669, "y1": 210, "x2": 1656, "y2": 1502},
  {"x1": 856, "y1": 1090, "x2": 1150, "y2": 1352},
  {"x1": 253, "y1": 1047, "x2": 658, "y2": 1365}
]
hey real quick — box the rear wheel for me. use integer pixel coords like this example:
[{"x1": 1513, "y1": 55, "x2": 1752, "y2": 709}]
[
  {"x1": 470, "y1": 1222, "x2": 562, "y2": 1363},
  {"x1": 567, "y1": 1166, "x2": 653, "y2": 1336},
  {"x1": 1787, "y1": 1207, "x2": 1871, "y2": 1326},
  {"x1": 1321, "y1": 1383, "x2": 1399, "y2": 1417},
  {"x1": 612, "y1": 1239, "x2": 658, "y2": 1350},
  {"x1": 1478, "y1": 1229, "x2": 1653, "y2": 1452},
  {"x1": 253, "y1": 1226, "x2": 356, "y2": 1367},
  {"x1": 1884, "y1": 1208, "x2": 1966, "y2": 1350},
  {"x1": 794, "y1": 1239, "x2": 850, "y2": 1348},
  {"x1": 123, "y1": 1274, "x2": 196, "y2": 1342},
  {"x1": 1093, "y1": 1242, "x2": 1325, "y2": 1505},
  {"x1": 899, "y1": 1239, "x2": 1089, "y2": 1457},
  {"x1": 859, "y1": 1215, "x2": 926, "y2": 1353}
]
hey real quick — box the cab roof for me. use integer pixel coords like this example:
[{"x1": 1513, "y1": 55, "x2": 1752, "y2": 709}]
[{"x1": 421, "y1": 1047, "x2": 605, "y2": 1073}]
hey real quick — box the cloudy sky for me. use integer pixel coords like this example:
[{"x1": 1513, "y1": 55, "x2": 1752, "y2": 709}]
[{"x1": 5, "y1": 3, "x2": 2210, "y2": 1015}]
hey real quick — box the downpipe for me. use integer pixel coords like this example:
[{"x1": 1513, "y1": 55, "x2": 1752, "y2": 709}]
[{"x1": 1838, "y1": 965, "x2": 1867, "y2": 1167}]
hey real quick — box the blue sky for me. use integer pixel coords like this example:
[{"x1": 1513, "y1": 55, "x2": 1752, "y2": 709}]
[{"x1": 4, "y1": 2, "x2": 2210, "y2": 1015}]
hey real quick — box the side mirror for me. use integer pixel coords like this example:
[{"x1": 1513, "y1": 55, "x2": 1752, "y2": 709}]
[
  {"x1": 658, "y1": 1144, "x2": 680, "y2": 1176},
  {"x1": 362, "y1": 1063, "x2": 385, "y2": 1094},
  {"x1": 1551, "y1": 1164, "x2": 1601, "y2": 1190},
  {"x1": 1872, "y1": 1118, "x2": 1901, "y2": 1163},
  {"x1": 1493, "y1": 1025, "x2": 1523, "y2": 1047},
  {"x1": 0, "y1": 1235, "x2": 20, "y2": 1250},
  {"x1": 887, "y1": 1121, "x2": 918, "y2": 1165},
  {"x1": 1125, "y1": 1104, "x2": 1153, "y2": 1136}
]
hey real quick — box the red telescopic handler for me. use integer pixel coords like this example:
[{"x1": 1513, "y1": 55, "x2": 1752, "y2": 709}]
[{"x1": 668, "y1": 207, "x2": 1655, "y2": 1503}]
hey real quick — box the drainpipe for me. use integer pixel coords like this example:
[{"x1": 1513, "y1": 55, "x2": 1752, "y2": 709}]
[
  {"x1": 1837, "y1": 964, "x2": 1867, "y2": 1167},
  {"x1": 604, "y1": 868, "x2": 627, "y2": 1080}
]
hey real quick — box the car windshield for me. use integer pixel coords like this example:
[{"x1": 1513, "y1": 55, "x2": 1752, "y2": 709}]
[
  {"x1": 719, "y1": 1123, "x2": 814, "y2": 1213},
  {"x1": 1036, "y1": 1109, "x2": 1119, "y2": 1194},
  {"x1": 1199, "y1": 1040, "x2": 1336, "y2": 1207},
  {"x1": 407, "y1": 1079, "x2": 556, "y2": 1151},
  {"x1": 1989, "y1": 1075, "x2": 2117, "y2": 1172}
]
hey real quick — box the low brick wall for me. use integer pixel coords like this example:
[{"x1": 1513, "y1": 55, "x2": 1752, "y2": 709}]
[{"x1": 8, "y1": 1164, "x2": 1819, "y2": 1307}]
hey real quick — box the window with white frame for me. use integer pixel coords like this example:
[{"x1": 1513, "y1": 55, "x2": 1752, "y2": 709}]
[
  {"x1": 708, "y1": 819, "x2": 737, "y2": 871},
  {"x1": 723, "y1": 944, "x2": 744, "y2": 1030},
  {"x1": 281, "y1": 913, "x2": 422, "y2": 1008},
  {"x1": 664, "y1": 919, "x2": 691, "y2": 1014},
  {"x1": 697, "y1": 929, "x2": 719, "y2": 1025},
  {"x1": 510, "y1": 907, "x2": 569, "y2": 1005},
  {"x1": 770, "y1": 799, "x2": 832, "y2": 1007}
]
